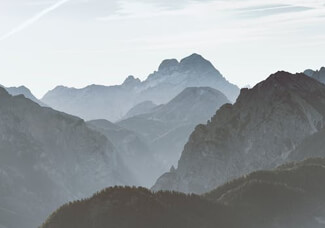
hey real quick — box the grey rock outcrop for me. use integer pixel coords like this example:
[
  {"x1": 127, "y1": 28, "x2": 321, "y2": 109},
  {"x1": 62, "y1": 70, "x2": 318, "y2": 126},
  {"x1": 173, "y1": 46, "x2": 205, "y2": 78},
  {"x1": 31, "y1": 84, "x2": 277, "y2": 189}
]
[{"x1": 153, "y1": 72, "x2": 325, "y2": 194}]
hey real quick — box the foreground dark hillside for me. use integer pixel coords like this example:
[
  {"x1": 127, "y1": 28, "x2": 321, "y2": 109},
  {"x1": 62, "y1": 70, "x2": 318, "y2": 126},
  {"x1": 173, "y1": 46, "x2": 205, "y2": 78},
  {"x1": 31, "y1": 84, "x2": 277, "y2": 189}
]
[
  {"x1": 41, "y1": 187, "x2": 238, "y2": 228},
  {"x1": 42, "y1": 158, "x2": 325, "y2": 228},
  {"x1": 205, "y1": 157, "x2": 325, "y2": 228}
]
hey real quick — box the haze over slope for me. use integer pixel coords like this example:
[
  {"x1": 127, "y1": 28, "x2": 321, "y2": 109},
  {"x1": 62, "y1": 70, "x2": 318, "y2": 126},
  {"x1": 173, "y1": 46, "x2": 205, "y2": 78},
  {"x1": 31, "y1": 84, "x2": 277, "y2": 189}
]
[
  {"x1": 87, "y1": 119, "x2": 162, "y2": 187},
  {"x1": 0, "y1": 88, "x2": 135, "y2": 228},
  {"x1": 1, "y1": 84, "x2": 46, "y2": 106},
  {"x1": 42, "y1": 54, "x2": 239, "y2": 121},
  {"x1": 153, "y1": 72, "x2": 325, "y2": 194}
]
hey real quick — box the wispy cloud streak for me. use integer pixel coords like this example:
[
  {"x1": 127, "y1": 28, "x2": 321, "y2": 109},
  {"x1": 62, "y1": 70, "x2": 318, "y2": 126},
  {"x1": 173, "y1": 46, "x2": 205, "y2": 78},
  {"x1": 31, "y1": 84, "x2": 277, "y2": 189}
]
[{"x1": 0, "y1": 0, "x2": 71, "y2": 42}]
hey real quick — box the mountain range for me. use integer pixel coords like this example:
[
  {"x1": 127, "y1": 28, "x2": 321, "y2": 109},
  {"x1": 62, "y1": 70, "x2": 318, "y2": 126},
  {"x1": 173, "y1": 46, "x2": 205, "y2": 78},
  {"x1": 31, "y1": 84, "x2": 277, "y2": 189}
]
[
  {"x1": 0, "y1": 88, "x2": 136, "y2": 228},
  {"x1": 2, "y1": 56, "x2": 325, "y2": 228},
  {"x1": 304, "y1": 67, "x2": 325, "y2": 84},
  {"x1": 41, "y1": 158, "x2": 325, "y2": 228},
  {"x1": 153, "y1": 71, "x2": 325, "y2": 194},
  {"x1": 41, "y1": 54, "x2": 239, "y2": 122}
]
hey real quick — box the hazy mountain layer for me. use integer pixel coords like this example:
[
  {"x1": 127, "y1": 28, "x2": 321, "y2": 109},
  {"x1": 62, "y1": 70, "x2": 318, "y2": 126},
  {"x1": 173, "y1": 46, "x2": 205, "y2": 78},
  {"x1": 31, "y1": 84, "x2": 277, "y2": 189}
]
[
  {"x1": 41, "y1": 158, "x2": 325, "y2": 228},
  {"x1": 118, "y1": 87, "x2": 230, "y2": 170},
  {"x1": 304, "y1": 67, "x2": 325, "y2": 84},
  {"x1": 1, "y1": 85, "x2": 46, "y2": 106},
  {"x1": 122, "y1": 101, "x2": 157, "y2": 119},
  {"x1": 0, "y1": 88, "x2": 135, "y2": 228},
  {"x1": 87, "y1": 119, "x2": 164, "y2": 187},
  {"x1": 153, "y1": 72, "x2": 325, "y2": 194},
  {"x1": 41, "y1": 54, "x2": 239, "y2": 121}
]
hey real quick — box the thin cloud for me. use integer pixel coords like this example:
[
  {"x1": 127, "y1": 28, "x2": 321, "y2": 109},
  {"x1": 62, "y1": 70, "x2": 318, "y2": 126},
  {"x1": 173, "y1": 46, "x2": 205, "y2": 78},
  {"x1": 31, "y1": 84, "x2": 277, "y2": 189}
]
[{"x1": 0, "y1": 0, "x2": 71, "y2": 42}]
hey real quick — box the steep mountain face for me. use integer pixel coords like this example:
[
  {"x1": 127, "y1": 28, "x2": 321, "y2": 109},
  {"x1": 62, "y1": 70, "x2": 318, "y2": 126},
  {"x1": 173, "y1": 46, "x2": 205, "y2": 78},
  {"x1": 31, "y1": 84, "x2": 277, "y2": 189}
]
[
  {"x1": 41, "y1": 158, "x2": 325, "y2": 228},
  {"x1": 0, "y1": 88, "x2": 135, "y2": 228},
  {"x1": 1, "y1": 85, "x2": 46, "y2": 106},
  {"x1": 122, "y1": 101, "x2": 157, "y2": 119},
  {"x1": 288, "y1": 128, "x2": 325, "y2": 161},
  {"x1": 87, "y1": 119, "x2": 163, "y2": 187},
  {"x1": 304, "y1": 67, "x2": 325, "y2": 84},
  {"x1": 118, "y1": 87, "x2": 230, "y2": 170},
  {"x1": 41, "y1": 54, "x2": 239, "y2": 121},
  {"x1": 153, "y1": 72, "x2": 325, "y2": 194}
]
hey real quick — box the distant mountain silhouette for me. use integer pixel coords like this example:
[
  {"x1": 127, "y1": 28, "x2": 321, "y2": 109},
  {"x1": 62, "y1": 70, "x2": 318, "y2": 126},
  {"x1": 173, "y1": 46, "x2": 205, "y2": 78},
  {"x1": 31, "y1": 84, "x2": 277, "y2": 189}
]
[
  {"x1": 41, "y1": 54, "x2": 239, "y2": 121},
  {"x1": 304, "y1": 67, "x2": 325, "y2": 84},
  {"x1": 1, "y1": 84, "x2": 46, "y2": 106},
  {"x1": 41, "y1": 158, "x2": 325, "y2": 228},
  {"x1": 123, "y1": 101, "x2": 157, "y2": 119},
  {"x1": 0, "y1": 88, "x2": 135, "y2": 228},
  {"x1": 153, "y1": 71, "x2": 325, "y2": 194},
  {"x1": 118, "y1": 87, "x2": 230, "y2": 171}
]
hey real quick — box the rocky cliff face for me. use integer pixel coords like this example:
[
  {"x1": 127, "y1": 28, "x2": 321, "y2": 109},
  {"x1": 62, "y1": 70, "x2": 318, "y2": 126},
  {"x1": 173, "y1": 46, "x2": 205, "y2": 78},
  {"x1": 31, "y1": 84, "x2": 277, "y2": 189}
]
[
  {"x1": 288, "y1": 127, "x2": 325, "y2": 161},
  {"x1": 0, "y1": 88, "x2": 135, "y2": 228},
  {"x1": 41, "y1": 54, "x2": 239, "y2": 121},
  {"x1": 153, "y1": 72, "x2": 325, "y2": 194}
]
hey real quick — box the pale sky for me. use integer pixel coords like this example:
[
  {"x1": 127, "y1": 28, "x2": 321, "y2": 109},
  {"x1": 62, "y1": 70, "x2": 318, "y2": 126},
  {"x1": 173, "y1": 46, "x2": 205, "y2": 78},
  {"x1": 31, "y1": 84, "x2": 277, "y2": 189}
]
[{"x1": 0, "y1": 0, "x2": 325, "y2": 98}]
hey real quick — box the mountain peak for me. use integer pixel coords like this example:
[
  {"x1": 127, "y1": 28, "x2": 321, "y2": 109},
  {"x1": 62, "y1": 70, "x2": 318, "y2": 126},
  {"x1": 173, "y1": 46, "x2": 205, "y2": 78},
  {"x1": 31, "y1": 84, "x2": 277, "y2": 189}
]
[
  {"x1": 304, "y1": 69, "x2": 315, "y2": 77},
  {"x1": 236, "y1": 71, "x2": 325, "y2": 104},
  {"x1": 179, "y1": 53, "x2": 218, "y2": 75},
  {"x1": 176, "y1": 87, "x2": 226, "y2": 99},
  {"x1": 303, "y1": 67, "x2": 325, "y2": 85},
  {"x1": 256, "y1": 71, "x2": 321, "y2": 90},
  {"x1": 122, "y1": 75, "x2": 141, "y2": 87},
  {"x1": 180, "y1": 53, "x2": 210, "y2": 65},
  {"x1": 158, "y1": 59, "x2": 179, "y2": 72}
]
